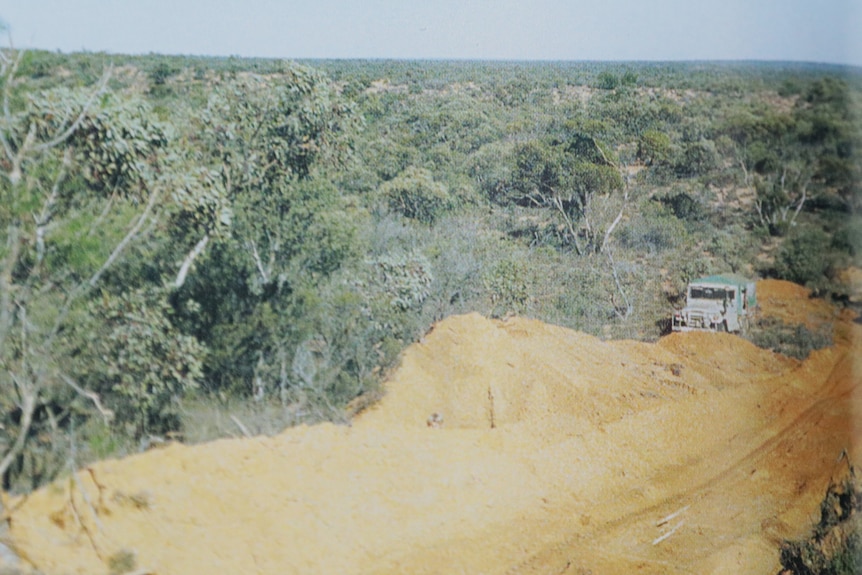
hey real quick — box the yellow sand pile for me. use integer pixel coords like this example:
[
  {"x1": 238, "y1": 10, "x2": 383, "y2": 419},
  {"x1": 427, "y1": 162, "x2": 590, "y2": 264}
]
[
  {"x1": 6, "y1": 280, "x2": 860, "y2": 574},
  {"x1": 757, "y1": 277, "x2": 839, "y2": 328}
]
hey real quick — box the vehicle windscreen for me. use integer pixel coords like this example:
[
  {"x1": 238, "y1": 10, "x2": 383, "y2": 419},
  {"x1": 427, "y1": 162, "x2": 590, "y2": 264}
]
[{"x1": 689, "y1": 286, "x2": 730, "y2": 300}]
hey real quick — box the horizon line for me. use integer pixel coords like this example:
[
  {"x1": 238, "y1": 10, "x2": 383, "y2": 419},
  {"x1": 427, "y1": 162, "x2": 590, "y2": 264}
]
[{"x1": 11, "y1": 46, "x2": 862, "y2": 71}]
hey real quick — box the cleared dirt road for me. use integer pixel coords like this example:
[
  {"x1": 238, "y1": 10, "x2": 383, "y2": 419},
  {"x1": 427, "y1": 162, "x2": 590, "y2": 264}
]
[{"x1": 7, "y1": 280, "x2": 860, "y2": 574}]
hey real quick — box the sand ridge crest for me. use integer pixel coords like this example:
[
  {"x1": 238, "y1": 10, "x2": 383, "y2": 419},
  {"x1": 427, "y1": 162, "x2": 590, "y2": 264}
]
[{"x1": 6, "y1": 280, "x2": 859, "y2": 575}]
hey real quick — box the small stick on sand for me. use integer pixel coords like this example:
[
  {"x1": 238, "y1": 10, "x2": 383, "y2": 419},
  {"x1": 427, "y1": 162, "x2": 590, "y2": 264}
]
[
  {"x1": 656, "y1": 504, "x2": 690, "y2": 527},
  {"x1": 230, "y1": 415, "x2": 253, "y2": 438},
  {"x1": 652, "y1": 520, "x2": 684, "y2": 546}
]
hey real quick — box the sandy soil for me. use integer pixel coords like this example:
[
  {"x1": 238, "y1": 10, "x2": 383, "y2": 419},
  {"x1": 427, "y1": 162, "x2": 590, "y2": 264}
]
[{"x1": 5, "y1": 279, "x2": 860, "y2": 575}]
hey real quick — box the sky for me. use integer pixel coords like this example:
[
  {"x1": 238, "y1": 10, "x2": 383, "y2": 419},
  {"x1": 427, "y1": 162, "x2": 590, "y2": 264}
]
[{"x1": 2, "y1": 0, "x2": 861, "y2": 66}]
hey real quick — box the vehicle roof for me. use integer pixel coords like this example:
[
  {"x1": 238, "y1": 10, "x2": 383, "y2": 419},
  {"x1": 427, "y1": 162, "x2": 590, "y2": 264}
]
[{"x1": 691, "y1": 274, "x2": 751, "y2": 287}]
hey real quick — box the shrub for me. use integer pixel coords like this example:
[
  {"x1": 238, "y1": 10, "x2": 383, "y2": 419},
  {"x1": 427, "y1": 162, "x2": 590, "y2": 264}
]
[
  {"x1": 675, "y1": 139, "x2": 719, "y2": 177},
  {"x1": 370, "y1": 250, "x2": 434, "y2": 312},
  {"x1": 773, "y1": 226, "x2": 833, "y2": 290},
  {"x1": 381, "y1": 166, "x2": 453, "y2": 224},
  {"x1": 667, "y1": 256, "x2": 712, "y2": 296},
  {"x1": 779, "y1": 474, "x2": 862, "y2": 575},
  {"x1": 79, "y1": 288, "x2": 205, "y2": 438},
  {"x1": 595, "y1": 71, "x2": 620, "y2": 90},
  {"x1": 26, "y1": 90, "x2": 168, "y2": 195},
  {"x1": 483, "y1": 258, "x2": 531, "y2": 317},
  {"x1": 709, "y1": 225, "x2": 757, "y2": 273},
  {"x1": 466, "y1": 141, "x2": 514, "y2": 203},
  {"x1": 830, "y1": 216, "x2": 862, "y2": 258},
  {"x1": 658, "y1": 190, "x2": 706, "y2": 222},
  {"x1": 637, "y1": 130, "x2": 673, "y2": 166},
  {"x1": 745, "y1": 317, "x2": 832, "y2": 360},
  {"x1": 619, "y1": 205, "x2": 686, "y2": 253}
]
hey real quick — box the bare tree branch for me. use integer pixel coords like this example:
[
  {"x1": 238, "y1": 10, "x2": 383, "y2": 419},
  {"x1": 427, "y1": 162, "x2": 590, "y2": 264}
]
[
  {"x1": 49, "y1": 186, "x2": 161, "y2": 343},
  {"x1": 600, "y1": 186, "x2": 629, "y2": 255},
  {"x1": 247, "y1": 239, "x2": 272, "y2": 284},
  {"x1": 606, "y1": 248, "x2": 633, "y2": 320},
  {"x1": 87, "y1": 189, "x2": 160, "y2": 290},
  {"x1": 33, "y1": 148, "x2": 71, "y2": 269},
  {"x1": 0, "y1": 47, "x2": 23, "y2": 164},
  {"x1": 174, "y1": 233, "x2": 210, "y2": 289},
  {"x1": 7, "y1": 122, "x2": 35, "y2": 185},
  {"x1": 0, "y1": 224, "x2": 20, "y2": 353},
  {"x1": 550, "y1": 196, "x2": 583, "y2": 255},
  {"x1": 0, "y1": 387, "x2": 36, "y2": 480},
  {"x1": 591, "y1": 135, "x2": 618, "y2": 169},
  {"x1": 789, "y1": 178, "x2": 809, "y2": 228},
  {"x1": 59, "y1": 373, "x2": 114, "y2": 424},
  {"x1": 230, "y1": 415, "x2": 252, "y2": 438}
]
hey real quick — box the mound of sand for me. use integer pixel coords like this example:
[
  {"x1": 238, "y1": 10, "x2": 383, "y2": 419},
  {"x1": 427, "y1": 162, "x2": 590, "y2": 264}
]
[
  {"x1": 756, "y1": 278, "x2": 838, "y2": 328},
  {"x1": 6, "y1": 280, "x2": 860, "y2": 575}
]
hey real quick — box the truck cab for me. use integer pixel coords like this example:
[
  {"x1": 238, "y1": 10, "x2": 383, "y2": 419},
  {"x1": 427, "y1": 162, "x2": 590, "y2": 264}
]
[{"x1": 672, "y1": 275, "x2": 756, "y2": 333}]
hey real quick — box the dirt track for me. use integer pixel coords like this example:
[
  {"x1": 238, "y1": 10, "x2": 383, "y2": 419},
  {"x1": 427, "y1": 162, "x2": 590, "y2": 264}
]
[{"x1": 6, "y1": 280, "x2": 860, "y2": 574}]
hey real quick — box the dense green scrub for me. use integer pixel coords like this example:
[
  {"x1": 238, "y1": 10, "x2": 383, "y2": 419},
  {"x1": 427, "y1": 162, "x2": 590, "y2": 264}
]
[{"x1": 1, "y1": 49, "x2": 860, "y2": 491}]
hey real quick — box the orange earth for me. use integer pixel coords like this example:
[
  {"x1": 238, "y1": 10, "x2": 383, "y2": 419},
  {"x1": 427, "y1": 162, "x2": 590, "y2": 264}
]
[{"x1": 4, "y1": 279, "x2": 860, "y2": 574}]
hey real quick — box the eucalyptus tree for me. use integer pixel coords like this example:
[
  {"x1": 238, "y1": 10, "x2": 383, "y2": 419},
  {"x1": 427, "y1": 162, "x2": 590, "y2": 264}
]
[
  {"x1": 175, "y1": 64, "x2": 363, "y2": 400},
  {"x1": 510, "y1": 133, "x2": 626, "y2": 256},
  {"x1": 720, "y1": 76, "x2": 859, "y2": 234},
  {"x1": 0, "y1": 46, "x2": 222, "y2": 487}
]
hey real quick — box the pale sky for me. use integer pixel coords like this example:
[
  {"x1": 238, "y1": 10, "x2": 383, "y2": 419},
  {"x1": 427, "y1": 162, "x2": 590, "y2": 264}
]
[{"x1": 2, "y1": 0, "x2": 861, "y2": 66}]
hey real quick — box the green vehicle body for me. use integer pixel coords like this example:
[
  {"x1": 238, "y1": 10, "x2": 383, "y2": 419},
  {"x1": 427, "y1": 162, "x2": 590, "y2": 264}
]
[{"x1": 672, "y1": 275, "x2": 757, "y2": 333}]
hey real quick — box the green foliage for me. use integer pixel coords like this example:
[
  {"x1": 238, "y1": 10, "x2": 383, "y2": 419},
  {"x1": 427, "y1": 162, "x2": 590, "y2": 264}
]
[
  {"x1": 0, "y1": 50, "x2": 212, "y2": 490},
  {"x1": 511, "y1": 139, "x2": 562, "y2": 199},
  {"x1": 571, "y1": 161, "x2": 624, "y2": 196},
  {"x1": 197, "y1": 63, "x2": 358, "y2": 181},
  {"x1": 167, "y1": 64, "x2": 364, "y2": 402},
  {"x1": 754, "y1": 177, "x2": 796, "y2": 236},
  {"x1": 829, "y1": 215, "x2": 862, "y2": 259},
  {"x1": 17, "y1": 50, "x2": 65, "y2": 78},
  {"x1": 708, "y1": 225, "x2": 757, "y2": 273},
  {"x1": 508, "y1": 135, "x2": 625, "y2": 254},
  {"x1": 381, "y1": 166, "x2": 453, "y2": 224},
  {"x1": 86, "y1": 423, "x2": 125, "y2": 460},
  {"x1": 619, "y1": 203, "x2": 686, "y2": 254},
  {"x1": 304, "y1": 205, "x2": 362, "y2": 275},
  {"x1": 166, "y1": 165, "x2": 232, "y2": 238},
  {"x1": 667, "y1": 256, "x2": 712, "y2": 296},
  {"x1": 511, "y1": 137, "x2": 622, "y2": 201},
  {"x1": 746, "y1": 317, "x2": 832, "y2": 360},
  {"x1": 484, "y1": 258, "x2": 531, "y2": 316},
  {"x1": 595, "y1": 71, "x2": 620, "y2": 91},
  {"x1": 146, "y1": 59, "x2": 181, "y2": 98},
  {"x1": 79, "y1": 288, "x2": 204, "y2": 437},
  {"x1": 773, "y1": 226, "x2": 833, "y2": 290},
  {"x1": 657, "y1": 190, "x2": 705, "y2": 222},
  {"x1": 26, "y1": 90, "x2": 168, "y2": 195},
  {"x1": 466, "y1": 141, "x2": 514, "y2": 202},
  {"x1": 176, "y1": 178, "x2": 363, "y2": 396},
  {"x1": 566, "y1": 131, "x2": 616, "y2": 165},
  {"x1": 779, "y1": 474, "x2": 862, "y2": 575},
  {"x1": 148, "y1": 60, "x2": 180, "y2": 86},
  {"x1": 675, "y1": 139, "x2": 719, "y2": 177},
  {"x1": 4, "y1": 52, "x2": 860, "y2": 492},
  {"x1": 370, "y1": 250, "x2": 434, "y2": 312},
  {"x1": 637, "y1": 129, "x2": 672, "y2": 166}
]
